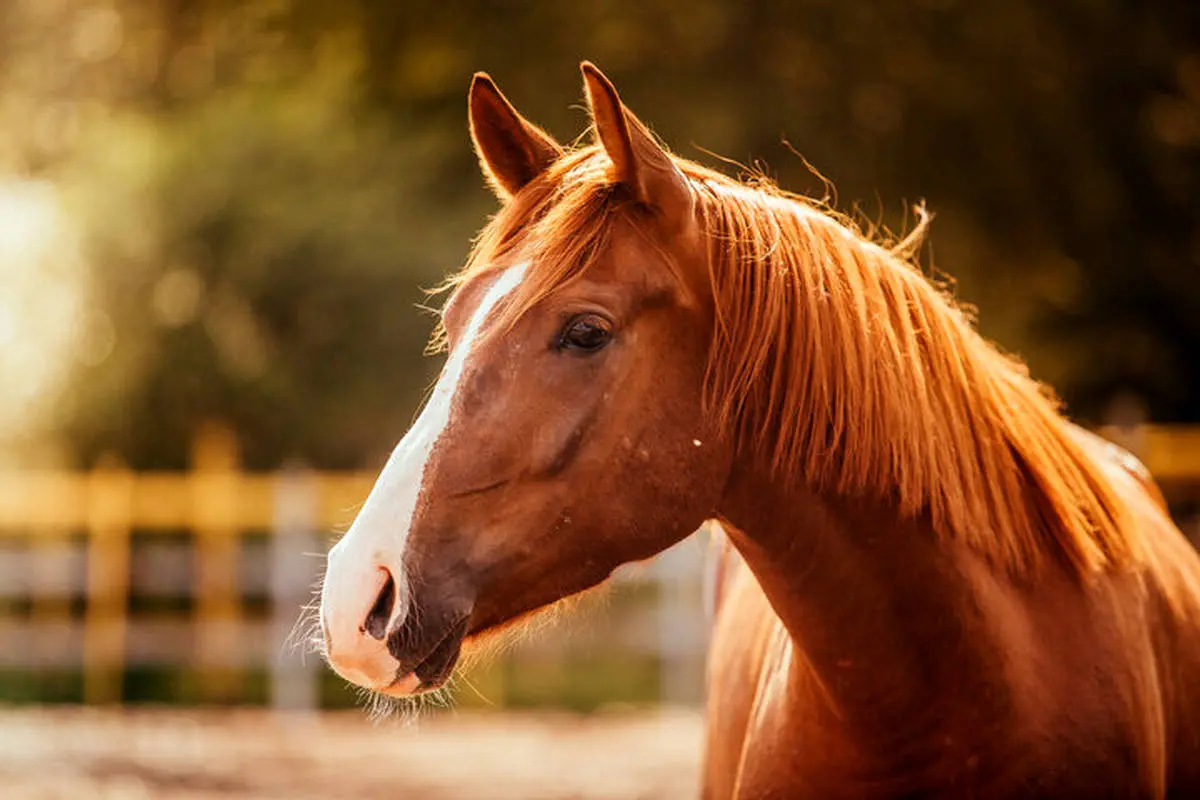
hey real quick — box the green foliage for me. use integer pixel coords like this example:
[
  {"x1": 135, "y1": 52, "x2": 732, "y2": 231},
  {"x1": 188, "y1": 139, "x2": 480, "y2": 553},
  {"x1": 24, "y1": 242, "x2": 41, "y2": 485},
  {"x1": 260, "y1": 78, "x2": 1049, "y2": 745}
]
[
  {"x1": 0, "y1": 669, "x2": 85, "y2": 704},
  {"x1": 492, "y1": 654, "x2": 662, "y2": 712},
  {"x1": 59, "y1": 53, "x2": 488, "y2": 468}
]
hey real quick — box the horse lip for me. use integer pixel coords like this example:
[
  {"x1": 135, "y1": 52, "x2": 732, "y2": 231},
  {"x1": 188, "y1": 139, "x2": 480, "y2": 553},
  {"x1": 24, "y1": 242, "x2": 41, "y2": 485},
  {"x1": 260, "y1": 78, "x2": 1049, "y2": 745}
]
[{"x1": 403, "y1": 615, "x2": 470, "y2": 691}]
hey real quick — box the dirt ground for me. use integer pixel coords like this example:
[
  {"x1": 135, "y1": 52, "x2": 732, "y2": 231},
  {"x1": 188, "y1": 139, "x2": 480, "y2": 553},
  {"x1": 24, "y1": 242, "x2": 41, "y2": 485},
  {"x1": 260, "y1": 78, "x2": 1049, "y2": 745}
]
[{"x1": 0, "y1": 706, "x2": 703, "y2": 799}]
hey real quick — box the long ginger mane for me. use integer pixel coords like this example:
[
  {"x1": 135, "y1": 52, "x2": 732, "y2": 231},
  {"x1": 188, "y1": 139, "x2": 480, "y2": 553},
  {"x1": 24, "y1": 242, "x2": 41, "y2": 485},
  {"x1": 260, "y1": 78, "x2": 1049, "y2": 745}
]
[{"x1": 441, "y1": 144, "x2": 1136, "y2": 578}]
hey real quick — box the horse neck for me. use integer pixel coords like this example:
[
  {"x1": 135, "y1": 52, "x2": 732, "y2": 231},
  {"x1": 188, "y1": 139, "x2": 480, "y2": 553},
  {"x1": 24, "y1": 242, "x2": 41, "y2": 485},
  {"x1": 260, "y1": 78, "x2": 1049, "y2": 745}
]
[{"x1": 717, "y1": 463, "x2": 1015, "y2": 742}]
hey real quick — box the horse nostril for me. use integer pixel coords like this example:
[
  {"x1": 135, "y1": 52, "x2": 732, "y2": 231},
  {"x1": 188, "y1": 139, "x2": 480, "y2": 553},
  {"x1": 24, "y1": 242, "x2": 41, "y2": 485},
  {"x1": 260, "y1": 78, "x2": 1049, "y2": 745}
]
[{"x1": 362, "y1": 569, "x2": 396, "y2": 641}]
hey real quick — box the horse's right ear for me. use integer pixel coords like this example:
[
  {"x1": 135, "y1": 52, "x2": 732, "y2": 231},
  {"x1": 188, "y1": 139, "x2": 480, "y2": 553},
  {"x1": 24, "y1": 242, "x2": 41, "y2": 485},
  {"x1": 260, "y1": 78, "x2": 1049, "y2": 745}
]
[{"x1": 469, "y1": 73, "x2": 562, "y2": 200}]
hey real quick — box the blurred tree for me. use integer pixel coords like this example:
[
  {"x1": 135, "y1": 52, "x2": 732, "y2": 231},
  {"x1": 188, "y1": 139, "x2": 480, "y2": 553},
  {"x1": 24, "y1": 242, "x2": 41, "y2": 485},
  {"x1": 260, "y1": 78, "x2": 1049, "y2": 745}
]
[
  {"x1": 60, "y1": 67, "x2": 468, "y2": 469},
  {"x1": 0, "y1": 0, "x2": 1195, "y2": 469}
]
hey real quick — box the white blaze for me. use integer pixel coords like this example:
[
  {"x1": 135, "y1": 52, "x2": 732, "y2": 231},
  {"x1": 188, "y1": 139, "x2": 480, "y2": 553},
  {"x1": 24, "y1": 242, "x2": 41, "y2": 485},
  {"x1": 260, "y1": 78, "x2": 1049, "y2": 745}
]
[{"x1": 321, "y1": 265, "x2": 527, "y2": 677}]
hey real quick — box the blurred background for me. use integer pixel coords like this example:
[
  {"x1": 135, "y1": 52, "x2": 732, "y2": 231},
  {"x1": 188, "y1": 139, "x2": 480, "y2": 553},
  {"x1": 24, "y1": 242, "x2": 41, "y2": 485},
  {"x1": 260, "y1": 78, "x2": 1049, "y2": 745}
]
[{"x1": 0, "y1": 0, "x2": 1197, "y2": 797}]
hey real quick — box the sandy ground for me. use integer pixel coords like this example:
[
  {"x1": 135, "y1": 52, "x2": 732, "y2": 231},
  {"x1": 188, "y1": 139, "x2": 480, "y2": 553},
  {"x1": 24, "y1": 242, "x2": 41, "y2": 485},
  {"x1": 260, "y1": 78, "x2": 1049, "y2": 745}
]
[{"x1": 0, "y1": 706, "x2": 704, "y2": 799}]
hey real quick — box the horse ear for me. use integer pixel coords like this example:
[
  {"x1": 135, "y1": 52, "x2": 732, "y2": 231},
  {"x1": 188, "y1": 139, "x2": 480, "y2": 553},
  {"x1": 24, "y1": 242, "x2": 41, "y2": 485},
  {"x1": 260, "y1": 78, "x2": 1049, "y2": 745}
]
[
  {"x1": 469, "y1": 73, "x2": 563, "y2": 200},
  {"x1": 580, "y1": 62, "x2": 692, "y2": 222}
]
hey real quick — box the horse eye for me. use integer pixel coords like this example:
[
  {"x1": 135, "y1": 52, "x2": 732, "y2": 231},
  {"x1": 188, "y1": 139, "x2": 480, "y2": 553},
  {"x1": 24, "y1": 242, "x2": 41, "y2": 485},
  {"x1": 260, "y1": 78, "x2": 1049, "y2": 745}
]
[{"x1": 558, "y1": 314, "x2": 612, "y2": 353}]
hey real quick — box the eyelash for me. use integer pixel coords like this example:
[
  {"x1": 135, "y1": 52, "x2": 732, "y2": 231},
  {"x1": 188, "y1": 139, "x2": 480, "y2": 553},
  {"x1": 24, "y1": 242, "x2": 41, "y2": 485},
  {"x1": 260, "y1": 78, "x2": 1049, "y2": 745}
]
[{"x1": 557, "y1": 313, "x2": 613, "y2": 353}]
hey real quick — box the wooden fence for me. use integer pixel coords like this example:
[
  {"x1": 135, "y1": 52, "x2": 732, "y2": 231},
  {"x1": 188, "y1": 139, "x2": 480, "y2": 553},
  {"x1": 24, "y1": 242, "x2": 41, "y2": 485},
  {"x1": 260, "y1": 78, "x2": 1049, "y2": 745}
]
[
  {"x1": 0, "y1": 424, "x2": 1196, "y2": 708},
  {"x1": 0, "y1": 424, "x2": 712, "y2": 708}
]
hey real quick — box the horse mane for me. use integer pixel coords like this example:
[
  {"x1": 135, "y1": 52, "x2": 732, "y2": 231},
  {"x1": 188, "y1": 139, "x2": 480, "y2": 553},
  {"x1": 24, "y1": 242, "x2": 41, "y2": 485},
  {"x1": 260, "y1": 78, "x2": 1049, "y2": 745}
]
[{"x1": 441, "y1": 145, "x2": 1138, "y2": 579}]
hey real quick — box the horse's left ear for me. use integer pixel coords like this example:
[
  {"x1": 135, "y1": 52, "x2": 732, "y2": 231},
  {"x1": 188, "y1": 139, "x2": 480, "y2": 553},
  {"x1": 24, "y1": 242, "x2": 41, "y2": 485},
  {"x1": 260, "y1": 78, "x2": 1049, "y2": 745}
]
[{"x1": 581, "y1": 62, "x2": 693, "y2": 226}]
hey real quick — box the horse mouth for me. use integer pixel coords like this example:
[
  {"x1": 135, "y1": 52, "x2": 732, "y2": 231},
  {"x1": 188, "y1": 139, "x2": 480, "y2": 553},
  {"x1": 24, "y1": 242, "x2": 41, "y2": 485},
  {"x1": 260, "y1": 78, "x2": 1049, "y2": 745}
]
[{"x1": 385, "y1": 616, "x2": 469, "y2": 695}]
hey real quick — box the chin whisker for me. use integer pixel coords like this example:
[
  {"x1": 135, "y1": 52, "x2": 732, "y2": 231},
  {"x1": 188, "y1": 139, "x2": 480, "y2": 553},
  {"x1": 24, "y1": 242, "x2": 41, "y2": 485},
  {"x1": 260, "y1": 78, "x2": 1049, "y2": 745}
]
[{"x1": 452, "y1": 669, "x2": 495, "y2": 707}]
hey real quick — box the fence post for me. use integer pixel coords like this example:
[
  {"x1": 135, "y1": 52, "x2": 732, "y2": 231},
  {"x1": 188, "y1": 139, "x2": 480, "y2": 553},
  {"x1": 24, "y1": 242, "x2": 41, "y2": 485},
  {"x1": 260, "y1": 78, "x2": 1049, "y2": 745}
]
[
  {"x1": 30, "y1": 472, "x2": 76, "y2": 668},
  {"x1": 83, "y1": 455, "x2": 133, "y2": 704},
  {"x1": 190, "y1": 422, "x2": 242, "y2": 701},
  {"x1": 270, "y1": 462, "x2": 321, "y2": 713}
]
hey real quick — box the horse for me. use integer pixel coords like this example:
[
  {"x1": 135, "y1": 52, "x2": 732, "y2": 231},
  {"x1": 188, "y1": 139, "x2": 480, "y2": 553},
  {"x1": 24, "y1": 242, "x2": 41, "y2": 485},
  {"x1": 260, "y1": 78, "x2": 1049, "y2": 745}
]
[{"x1": 316, "y1": 63, "x2": 1200, "y2": 797}]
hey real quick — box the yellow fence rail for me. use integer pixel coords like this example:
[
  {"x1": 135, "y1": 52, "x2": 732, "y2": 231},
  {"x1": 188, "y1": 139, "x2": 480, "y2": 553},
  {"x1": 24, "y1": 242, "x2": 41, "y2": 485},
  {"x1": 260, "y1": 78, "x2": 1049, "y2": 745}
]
[
  {"x1": 1096, "y1": 425, "x2": 1200, "y2": 481},
  {"x1": 0, "y1": 425, "x2": 377, "y2": 705}
]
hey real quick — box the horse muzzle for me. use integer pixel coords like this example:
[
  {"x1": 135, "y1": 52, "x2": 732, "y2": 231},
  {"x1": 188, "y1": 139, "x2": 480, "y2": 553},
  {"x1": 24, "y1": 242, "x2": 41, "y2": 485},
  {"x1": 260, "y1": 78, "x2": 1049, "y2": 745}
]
[{"x1": 319, "y1": 534, "x2": 474, "y2": 696}]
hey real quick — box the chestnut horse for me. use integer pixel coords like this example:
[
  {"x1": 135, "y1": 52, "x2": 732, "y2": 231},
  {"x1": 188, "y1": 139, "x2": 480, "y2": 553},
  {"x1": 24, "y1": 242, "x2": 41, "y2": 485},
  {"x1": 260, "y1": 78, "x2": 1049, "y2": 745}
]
[{"x1": 317, "y1": 63, "x2": 1200, "y2": 797}]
